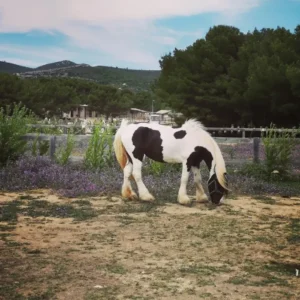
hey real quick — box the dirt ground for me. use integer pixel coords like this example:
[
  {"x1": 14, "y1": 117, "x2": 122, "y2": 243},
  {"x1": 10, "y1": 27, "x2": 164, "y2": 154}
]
[{"x1": 0, "y1": 190, "x2": 300, "y2": 300}]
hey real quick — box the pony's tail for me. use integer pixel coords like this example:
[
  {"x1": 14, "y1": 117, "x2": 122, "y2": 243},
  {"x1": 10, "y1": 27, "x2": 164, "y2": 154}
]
[
  {"x1": 212, "y1": 139, "x2": 230, "y2": 191},
  {"x1": 113, "y1": 119, "x2": 130, "y2": 170}
]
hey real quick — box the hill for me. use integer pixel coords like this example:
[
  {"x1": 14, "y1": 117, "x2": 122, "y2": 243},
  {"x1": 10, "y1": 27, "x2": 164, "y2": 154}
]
[
  {"x1": 0, "y1": 61, "x2": 33, "y2": 74},
  {"x1": 0, "y1": 60, "x2": 161, "y2": 91},
  {"x1": 35, "y1": 60, "x2": 78, "y2": 71},
  {"x1": 66, "y1": 65, "x2": 160, "y2": 90}
]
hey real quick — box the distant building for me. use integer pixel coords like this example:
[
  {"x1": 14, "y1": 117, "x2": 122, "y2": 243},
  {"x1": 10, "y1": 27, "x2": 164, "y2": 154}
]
[
  {"x1": 127, "y1": 108, "x2": 179, "y2": 124},
  {"x1": 128, "y1": 108, "x2": 150, "y2": 122},
  {"x1": 63, "y1": 104, "x2": 98, "y2": 120}
]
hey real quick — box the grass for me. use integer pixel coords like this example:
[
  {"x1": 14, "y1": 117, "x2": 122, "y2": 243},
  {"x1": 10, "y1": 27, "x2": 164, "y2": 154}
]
[
  {"x1": 287, "y1": 218, "x2": 300, "y2": 244},
  {"x1": 1, "y1": 190, "x2": 300, "y2": 300},
  {"x1": 103, "y1": 262, "x2": 127, "y2": 274},
  {"x1": 0, "y1": 198, "x2": 98, "y2": 222},
  {"x1": 254, "y1": 195, "x2": 276, "y2": 205},
  {"x1": 179, "y1": 263, "x2": 232, "y2": 276},
  {"x1": 264, "y1": 261, "x2": 300, "y2": 276},
  {"x1": 242, "y1": 263, "x2": 291, "y2": 287},
  {"x1": 85, "y1": 286, "x2": 120, "y2": 300},
  {"x1": 117, "y1": 202, "x2": 158, "y2": 214}
]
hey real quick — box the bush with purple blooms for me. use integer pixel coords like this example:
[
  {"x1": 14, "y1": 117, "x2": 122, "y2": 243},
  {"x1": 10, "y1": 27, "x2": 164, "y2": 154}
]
[
  {"x1": 0, "y1": 155, "x2": 120, "y2": 198},
  {"x1": 0, "y1": 153, "x2": 300, "y2": 200}
]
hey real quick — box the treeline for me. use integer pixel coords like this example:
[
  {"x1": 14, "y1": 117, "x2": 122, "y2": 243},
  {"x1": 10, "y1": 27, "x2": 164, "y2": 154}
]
[
  {"x1": 0, "y1": 74, "x2": 161, "y2": 118},
  {"x1": 155, "y1": 25, "x2": 300, "y2": 127}
]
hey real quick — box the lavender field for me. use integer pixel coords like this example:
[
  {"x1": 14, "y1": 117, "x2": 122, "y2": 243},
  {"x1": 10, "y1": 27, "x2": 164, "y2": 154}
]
[{"x1": 1, "y1": 148, "x2": 300, "y2": 200}]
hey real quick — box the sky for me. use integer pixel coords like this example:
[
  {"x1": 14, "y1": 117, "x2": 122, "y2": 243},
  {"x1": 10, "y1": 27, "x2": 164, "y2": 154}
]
[{"x1": 0, "y1": 0, "x2": 299, "y2": 70}]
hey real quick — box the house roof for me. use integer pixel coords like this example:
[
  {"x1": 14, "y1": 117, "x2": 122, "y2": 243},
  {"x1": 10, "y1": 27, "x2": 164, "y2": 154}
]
[
  {"x1": 155, "y1": 110, "x2": 172, "y2": 115},
  {"x1": 130, "y1": 108, "x2": 149, "y2": 113}
]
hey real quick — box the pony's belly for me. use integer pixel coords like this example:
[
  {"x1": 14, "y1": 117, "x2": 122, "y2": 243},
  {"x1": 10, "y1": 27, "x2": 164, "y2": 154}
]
[{"x1": 163, "y1": 155, "x2": 182, "y2": 163}]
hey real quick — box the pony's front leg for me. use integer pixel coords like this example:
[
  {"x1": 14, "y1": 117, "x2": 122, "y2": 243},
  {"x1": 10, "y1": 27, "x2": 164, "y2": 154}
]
[
  {"x1": 178, "y1": 162, "x2": 191, "y2": 205},
  {"x1": 192, "y1": 166, "x2": 208, "y2": 202},
  {"x1": 122, "y1": 162, "x2": 137, "y2": 200},
  {"x1": 132, "y1": 158, "x2": 155, "y2": 202}
]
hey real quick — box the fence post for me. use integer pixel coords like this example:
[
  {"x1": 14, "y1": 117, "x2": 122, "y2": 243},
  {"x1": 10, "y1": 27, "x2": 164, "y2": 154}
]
[
  {"x1": 49, "y1": 136, "x2": 56, "y2": 159},
  {"x1": 242, "y1": 130, "x2": 246, "y2": 138},
  {"x1": 253, "y1": 137, "x2": 260, "y2": 163}
]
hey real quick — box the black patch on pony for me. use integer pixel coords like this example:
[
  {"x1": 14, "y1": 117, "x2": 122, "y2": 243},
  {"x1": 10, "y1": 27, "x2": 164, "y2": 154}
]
[
  {"x1": 174, "y1": 130, "x2": 186, "y2": 139},
  {"x1": 208, "y1": 173, "x2": 227, "y2": 204},
  {"x1": 186, "y1": 146, "x2": 213, "y2": 171},
  {"x1": 132, "y1": 127, "x2": 164, "y2": 162}
]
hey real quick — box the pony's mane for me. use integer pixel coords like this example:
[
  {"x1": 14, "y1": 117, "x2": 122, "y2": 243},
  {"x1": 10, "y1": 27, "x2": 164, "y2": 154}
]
[
  {"x1": 181, "y1": 119, "x2": 206, "y2": 132},
  {"x1": 211, "y1": 139, "x2": 229, "y2": 191}
]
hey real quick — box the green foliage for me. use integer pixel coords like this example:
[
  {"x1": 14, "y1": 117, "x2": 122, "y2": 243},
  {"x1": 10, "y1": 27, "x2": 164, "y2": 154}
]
[
  {"x1": 239, "y1": 163, "x2": 267, "y2": 180},
  {"x1": 0, "y1": 102, "x2": 35, "y2": 166},
  {"x1": 262, "y1": 124, "x2": 299, "y2": 179},
  {"x1": 156, "y1": 25, "x2": 300, "y2": 127},
  {"x1": 83, "y1": 123, "x2": 114, "y2": 170},
  {"x1": 0, "y1": 74, "x2": 160, "y2": 119},
  {"x1": 31, "y1": 133, "x2": 49, "y2": 156},
  {"x1": 145, "y1": 159, "x2": 181, "y2": 176},
  {"x1": 67, "y1": 65, "x2": 160, "y2": 91},
  {"x1": 240, "y1": 124, "x2": 299, "y2": 181},
  {"x1": 147, "y1": 161, "x2": 166, "y2": 176},
  {"x1": 55, "y1": 132, "x2": 75, "y2": 166}
]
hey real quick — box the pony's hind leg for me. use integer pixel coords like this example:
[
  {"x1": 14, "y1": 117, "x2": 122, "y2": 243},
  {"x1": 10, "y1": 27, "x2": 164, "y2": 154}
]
[
  {"x1": 132, "y1": 158, "x2": 155, "y2": 202},
  {"x1": 192, "y1": 166, "x2": 208, "y2": 202},
  {"x1": 122, "y1": 162, "x2": 137, "y2": 200},
  {"x1": 177, "y1": 162, "x2": 192, "y2": 205}
]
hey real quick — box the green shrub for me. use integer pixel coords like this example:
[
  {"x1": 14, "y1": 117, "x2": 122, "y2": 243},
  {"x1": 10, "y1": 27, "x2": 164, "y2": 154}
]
[
  {"x1": 0, "y1": 103, "x2": 35, "y2": 166},
  {"x1": 31, "y1": 133, "x2": 50, "y2": 156},
  {"x1": 147, "y1": 160, "x2": 166, "y2": 176},
  {"x1": 262, "y1": 123, "x2": 298, "y2": 180},
  {"x1": 55, "y1": 132, "x2": 75, "y2": 165},
  {"x1": 240, "y1": 124, "x2": 299, "y2": 181},
  {"x1": 144, "y1": 158, "x2": 181, "y2": 176},
  {"x1": 83, "y1": 122, "x2": 115, "y2": 170},
  {"x1": 239, "y1": 162, "x2": 266, "y2": 180}
]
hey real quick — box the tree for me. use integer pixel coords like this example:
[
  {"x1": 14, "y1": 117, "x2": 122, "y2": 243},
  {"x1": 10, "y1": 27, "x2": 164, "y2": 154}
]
[{"x1": 156, "y1": 25, "x2": 300, "y2": 127}]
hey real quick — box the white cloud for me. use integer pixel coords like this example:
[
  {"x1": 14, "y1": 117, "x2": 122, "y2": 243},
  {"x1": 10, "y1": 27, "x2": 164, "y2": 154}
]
[{"x1": 0, "y1": 0, "x2": 263, "y2": 68}]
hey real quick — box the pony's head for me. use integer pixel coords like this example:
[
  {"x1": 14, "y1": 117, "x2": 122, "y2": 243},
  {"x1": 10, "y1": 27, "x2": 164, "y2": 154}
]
[{"x1": 208, "y1": 168, "x2": 229, "y2": 205}]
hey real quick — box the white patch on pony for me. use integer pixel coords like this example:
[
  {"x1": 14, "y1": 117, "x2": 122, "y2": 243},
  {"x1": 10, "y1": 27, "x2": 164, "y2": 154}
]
[
  {"x1": 220, "y1": 196, "x2": 225, "y2": 204},
  {"x1": 192, "y1": 166, "x2": 208, "y2": 202}
]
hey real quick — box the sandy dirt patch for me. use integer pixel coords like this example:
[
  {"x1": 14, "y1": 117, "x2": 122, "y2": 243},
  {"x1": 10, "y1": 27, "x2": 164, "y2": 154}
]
[{"x1": 0, "y1": 190, "x2": 299, "y2": 299}]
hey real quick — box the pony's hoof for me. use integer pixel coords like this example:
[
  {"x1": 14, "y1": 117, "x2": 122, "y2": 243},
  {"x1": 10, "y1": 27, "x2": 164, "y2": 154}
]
[
  {"x1": 178, "y1": 195, "x2": 192, "y2": 206},
  {"x1": 195, "y1": 194, "x2": 209, "y2": 203},
  {"x1": 129, "y1": 192, "x2": 138, "y2": 200},
  {"x1": 122, "y1": 190, "x2": 138, "y2": 201},
  {"x1": 140, "y1": 193, "x2": 155, "y2": 202}
]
